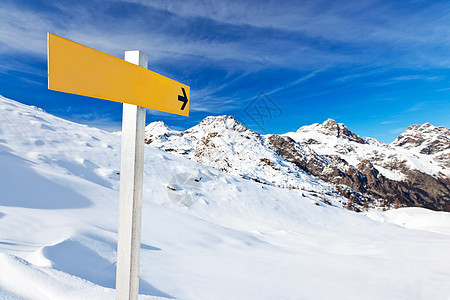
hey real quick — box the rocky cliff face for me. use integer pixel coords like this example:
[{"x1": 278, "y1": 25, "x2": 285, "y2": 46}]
[{"x1": 145, "y1": 116, "x2": 450, "y2": 211}]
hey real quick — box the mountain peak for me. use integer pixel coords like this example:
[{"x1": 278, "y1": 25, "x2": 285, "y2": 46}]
[
  {"x1": 145, "y1": 120, "x2": 169, "y2": 129},
  {"x1": 190, "y1": 115, "x2": 252, "y2": 134},
  {"x1": 406, "y1": 122, "x2": 435, "y2": 132},
  {"x1": 145, "y1": 121, "x2": 173, "y2": 135},
  {"x1": 144, "y1": 121, "x2": 181, "y2": 144},
  {"x1": 392, "y1": 123, "x2": 450, "y2": 154},
  {"x1": 320, "y1": 119, "x2": 348, "y2": 134},
  {"x1": 297, "y1": 119, "x2": 365, "y2": 144},
  {"x1": 322, "y1": 118, "x2": 339, "y2": 129},
  {"x1": 199, "y1": 115, "x2": 237, "y2": 125}
]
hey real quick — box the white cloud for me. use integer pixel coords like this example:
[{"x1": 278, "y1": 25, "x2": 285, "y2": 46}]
[
  {"x1": 0, "y1": 3, "x2": 50, "y2": 56},
  {"x1": 128, "y1": 0, "x2": 450, "y2": 52},
  {"x1": 2, "y1": 0, "x2": 450, "y2": 75}
]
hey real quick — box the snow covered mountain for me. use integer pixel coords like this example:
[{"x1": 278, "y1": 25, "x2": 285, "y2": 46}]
[
  {"x1": 391, "y1": 122, "x2": 450, "y2": 170},
  {"x1": 287, "y1": 119, "x2": 448, "y2": 178},
  {"x1": 287, "y1": 119, "x2": 450, "y2": 210},
  {"x1": 145, "y1": 116, "x2": 335, "y2": 192},
  {"x1": 145, "y1": 117, "x2": 450, "y2": 211},
  {"x1": 1, "y1": 95, "x2": 450, "y2": 299}
]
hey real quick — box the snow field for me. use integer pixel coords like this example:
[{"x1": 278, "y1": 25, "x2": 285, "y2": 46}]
[{"x1": 0, "y1": 95, "x2": 449, "y2": 299}]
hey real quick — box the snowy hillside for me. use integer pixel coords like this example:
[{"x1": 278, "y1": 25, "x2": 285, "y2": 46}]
[{"x1": 1, "y1": 95, "x2": 450, "y2": 299}]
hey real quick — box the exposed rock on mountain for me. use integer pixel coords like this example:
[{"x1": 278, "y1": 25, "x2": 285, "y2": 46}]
[
  {"x1": 391, "y1": 123, "x2": 450, "y2": 170},
  {"x1": 266, "y1": 134, "x2": 450, "y2": 211},
  {"x1": 392, "y1": 123, "x2": 449, "y2": 151},
  {"x1": 145, "y1": 117, "x2": 450, "y2": 211},
  {"x1": 312, "y1": 119, "x2": 366, "y2": 144}
]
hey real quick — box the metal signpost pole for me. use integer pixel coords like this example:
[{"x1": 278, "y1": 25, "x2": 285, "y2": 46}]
[{"x1": 115, "y1": 51, "x2": 148, "y2": 300}]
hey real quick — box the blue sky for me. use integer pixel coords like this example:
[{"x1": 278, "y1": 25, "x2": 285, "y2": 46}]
[{"x1": 0, "y1": 0, "x2": 449, "y2": 143}]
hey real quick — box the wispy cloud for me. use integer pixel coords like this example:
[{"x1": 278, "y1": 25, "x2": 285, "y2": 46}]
[
  {"x1": 392, "y1": 75, "x2": 444, "y2": 82},
  {"x1": 437, "y1": 87, "x2": 450, "y2": 92},
  {"x1": 125, "y1": 0, "x2": 450, "y2": 68},
  {"x1": 374, "y1": 74, "x2": 445, "y2": 87},
  {"x1": 389, "y1": 127, "x2": 406, "y2": 135},
  {"x1": 266, "y1": 67, "x2": 327, "y2": 96},
  {"x1": 405, "y1": 101, "x2": 428, "y2": 112}
]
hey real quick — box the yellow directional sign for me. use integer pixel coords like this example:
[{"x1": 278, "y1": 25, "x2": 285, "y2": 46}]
[{"x1": 48, "y1": 33, "x2": 189, "y2": 116}]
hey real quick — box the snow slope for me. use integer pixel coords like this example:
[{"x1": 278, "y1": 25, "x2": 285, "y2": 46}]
[{"x1": 1, "y1": 95, "x2": 450, "y2": 299}]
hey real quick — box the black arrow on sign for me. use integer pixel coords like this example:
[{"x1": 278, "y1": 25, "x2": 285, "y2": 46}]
[{"x1": 178, "y1": 87, "x2": 188, "y2": 110}]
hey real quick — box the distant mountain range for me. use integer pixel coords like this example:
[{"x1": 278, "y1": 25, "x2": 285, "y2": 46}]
[{"x1": 144, "y1": 116, "x2": 450, "y2": 211}]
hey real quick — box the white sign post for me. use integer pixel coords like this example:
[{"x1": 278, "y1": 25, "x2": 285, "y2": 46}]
[
  {"x1": 115, "y1": 51, "x2": 148, "y2": 300},
  {"x1": 48, "y1": 34, "x2": 190, "y2": 300}
]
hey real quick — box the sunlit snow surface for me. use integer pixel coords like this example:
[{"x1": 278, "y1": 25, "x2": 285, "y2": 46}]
[{"x1": 0, "y1": 95, "x2": 449, "y2": 299}]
